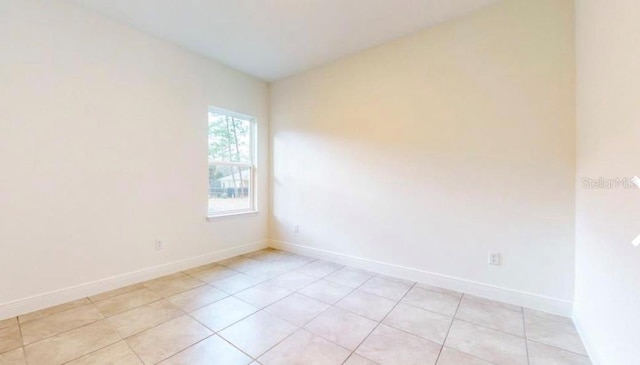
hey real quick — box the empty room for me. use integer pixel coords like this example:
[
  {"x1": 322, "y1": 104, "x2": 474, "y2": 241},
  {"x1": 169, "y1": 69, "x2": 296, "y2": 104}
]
[{"x1": 0, "y1": 0, "x2": 638, "y2": 364}]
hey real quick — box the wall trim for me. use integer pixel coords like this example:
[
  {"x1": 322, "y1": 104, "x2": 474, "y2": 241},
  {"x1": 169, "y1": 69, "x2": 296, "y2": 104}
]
[
  {"x1": 573, "y1": 312, "x2": 602, "y2": 365},
  {"x1": 270, "y1": 240, "x2": 573, "y2": 317},
  {"x1": 0, "y1": 240, "x2": 269, "y2": 320}
]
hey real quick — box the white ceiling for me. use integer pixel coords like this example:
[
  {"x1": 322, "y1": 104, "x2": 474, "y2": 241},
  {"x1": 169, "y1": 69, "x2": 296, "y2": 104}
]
[{"x1": 68, "y1": 0, "x2": 499, "y2": 81}]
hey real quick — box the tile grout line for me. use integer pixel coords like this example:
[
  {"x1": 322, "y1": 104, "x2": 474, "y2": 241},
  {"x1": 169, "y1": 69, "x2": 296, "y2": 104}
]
[
  {"x1": 435, "y1": 294, "x2": 520, "y2": 365},
  {"x1": 183, "y1": 311, "x2": 259, "y2": 360},
  {"x1": 251, "y1": 267, "x2": 376, "y2": 363},
  {"x1": 121, "y1": 337, "x2": 146, "y2": 365},
  {"x1": 433, "y1": 291, "x2": 463, "y2": 364},
  {"x1": 443, "y1": 311, "x2": 588, "y2": 357},
  {"x1": 197, "y1": 261, "x2": 589, "y2": 365},
  {"x1": 449, "y1": 317, "x2": 526, "y2": 339},
  {"x1": 212, "y1": 252, "x2": 388, "y2": 362},
  {"x1": 21, "y1": 303, "x2": 121, "y2": 361},
  {"x1": 210, "y1": 258, "x2": 318, "y2": 295},
  {"x1": 10, "y1": 252, "x2": 334, "y2": 364},
  {"x1": 526, "y1": 339, "x2": 591, "y2": 358},
  {"x1": 12, "y1": 249, "x2": 589, "y2": 365},
  {"x1": 236, "y1": 263, "x2": 352, "y2": 356},
  {"x1": 302, "y1": 272, "x2": 382, "y2": 364},
  {"x1": 124, "y1": 263, "x2": 269, "y2": 363},
  {"x1": 181, "y1": 254, "x2": 333, "y2": 362},
  {"x1": 340, "y1": 281, "x2": 418, "y2": 365},
  {"x1": 523, "y1": 306, "x2": 531, "y2": 365},
  {"x1": 16, "y1": 314, "x2": 28, "y2": 365},
  {"x1": 55, "y1": 307, "x2": 125, "y2": 365},
  {"x1": 183, "y1": 256, "x2": 332, "y2": 336},
  {"x1": 217, "y1": 333, "x2": 260, "y2": 363}
]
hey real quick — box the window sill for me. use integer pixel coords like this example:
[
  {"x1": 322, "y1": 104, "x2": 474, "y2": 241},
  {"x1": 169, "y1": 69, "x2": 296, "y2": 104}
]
[{"x1": 206, "y1": 210, "x2": 259, "y2": 221}]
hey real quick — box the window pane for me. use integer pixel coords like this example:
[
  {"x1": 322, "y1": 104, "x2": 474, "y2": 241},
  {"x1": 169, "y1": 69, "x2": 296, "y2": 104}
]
[
  {"x1": 208, "y1": 164, "x2": 252, "y2": 213},
  {"x1": 208, "y1": 111, "x2": 253, "y2": 163}
]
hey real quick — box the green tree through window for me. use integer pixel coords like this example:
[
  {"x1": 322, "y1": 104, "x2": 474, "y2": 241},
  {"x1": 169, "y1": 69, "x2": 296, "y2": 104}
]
[{"x1": 208, "y1": 108, "x2": 255, "y2": 216}]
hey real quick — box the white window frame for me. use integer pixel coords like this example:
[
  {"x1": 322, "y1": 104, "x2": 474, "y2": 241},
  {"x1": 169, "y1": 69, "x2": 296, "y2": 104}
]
[{"x1": 207, "y1": 107, "x2": 257, "y2": 219}]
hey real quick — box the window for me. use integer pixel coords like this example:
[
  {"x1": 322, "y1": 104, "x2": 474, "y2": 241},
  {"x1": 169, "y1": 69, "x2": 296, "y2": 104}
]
[{"x1": 208, "y1": 107, "x2": 256, "y2": 217}]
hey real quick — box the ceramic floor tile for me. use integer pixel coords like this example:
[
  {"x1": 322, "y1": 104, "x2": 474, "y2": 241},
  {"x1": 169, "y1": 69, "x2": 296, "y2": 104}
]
[
  {"x1": 242, "y1": 248, "x2": 286, "y2": 262},
  {"x1": 271, "y1": 254, "x2": 314, "y2": 270},
  {"x1": 359, "y1": 276, "x2": 414, "y2": 301},
  {"x1": 259, "y1": 329, "x2": 350, "y2": 365},
  {"x1": 525, "y1": 319, "x2": 588, "y2": 356},
  {"x1": 463, "y1": 295, "x2": 522, "y2": 312},
  {"x1": 305, "y1": 307, "x2": 377, "y2": 350},
  {"x1": 383, "y1": 303, "x2": 452, "y2": 344},
  {"x1": 436, "y1": 347, "x2": 493, "y2": 365},
  {"x1": 217, "y1": 257, "x2": 265, "y2": 273},
  {"x1": 0, "y1": 347, "x2": 26, "y2": 365},
  {"x1": 268, "y1": 271, "x2": 318, "y2": 291},
  {"x1": 402, "y1": 287, "x2": 461, "y2": 316},
  {"x1": 126, "y1": 315, "x2": 212, "y2": 365},
  {"x1": 0, "y1": 326, "x2": 22, "y2": 354},
  {"x1": 415, "y1": 283, "x2": 463, "y2": 299},
  {"x1": 235, "y1": 282, "x2": 293, "y2": 308},
  {"x1": 455, "y1": 298, "x2": 524, "y2": 337},
  {"x1": 264, "y1": 293, "x2": 329, "y2": 326},
  {"x1": 21, "y1": 304, "x2": 104, "y2": 345},
  {"x1": 143, "y1": 273, "x2": 205, "y2": 298},
  {"x1": 7, "y1": 250, "x2": 592, "y2": 365},
  {"x1": 89, "y1": 284, "x2": 146, "y2": 303},
  {"x1": 298, "y1": 279, "x2": 353, "y2": 304},
  {"x1": 336, "y1": 290, "x2": 396, "y2": 321},
  {"x1": 159, "y1": 335, "x2": 252, "y2": 365},
  {"x1": 356, "y1": 324, "x2": 441, "y2": 365},
  {"x1": 167, "y1": 285, "x2": 228, "y2": 312},
  {"x1": 183, "y1": 262, "x2": 220, "y2": 275},
  {"x1": 66, "y1": 341, "x2": 143, "y2": 365},
  {"x1": 210, "y1": 273, "x2": 265, "y2": 294},
  {"x1": 219, "y1": 311, "x2": 296, "y2": 358},
  {"x1": 324, "y1": 267, "x2": 373, "y2": 288},
  {"x1": 524, "y1": 308, "x2": 574, "y2": 327},
  {"x1": 186, "y1": 265, "x2": 238, "y2": 283},
  {"x1": 242, "y1": 263, "x2": 292, "y2": 280},
  {"x1": 94, "y1": 288, "x2": 162, "y2": 317},
  {"x1": 445, "y1": 320, "x2": 528, "y2": 365},
  {"x1": 343, "y1": 353, "x2": 378, "y2": 365},
  {"x1": 527, "y1": 341, "x2": 592, "y2": 365},
  {"x1": 293, "y1": 260, "x2": 343, "y2": 278},
  {"x1": 24, "y1": 320, "x2": 120, "y2": 365},
  {"x1": 107, "y1": 300, "x2": 183, "y2": 338},
  {"x1": 19, "y1": 298, "x2": 91, "y2": 324},
  {"x1": 0, "y1": 318, "x2": 17, "y2": 330},
  {"x1": 190, "y1": 296, "x2": 258, "y2": 331}
]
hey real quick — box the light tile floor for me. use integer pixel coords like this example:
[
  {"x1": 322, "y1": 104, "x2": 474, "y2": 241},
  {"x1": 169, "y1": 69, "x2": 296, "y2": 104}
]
[{"x1": 0, "y1": 249, "x2": 591, "y2": 365}]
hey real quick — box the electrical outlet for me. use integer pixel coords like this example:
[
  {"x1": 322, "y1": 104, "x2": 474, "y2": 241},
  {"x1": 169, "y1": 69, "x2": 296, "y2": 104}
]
[
  {"x1": 488, "y1": 252, "x2": 501, "y2": 265},
  {"x1": 155, "y1": 240, "x2": 164, "y2": 251},
  {"x1": 294, "y1": 224, "x2": 300, "y2": 234}
]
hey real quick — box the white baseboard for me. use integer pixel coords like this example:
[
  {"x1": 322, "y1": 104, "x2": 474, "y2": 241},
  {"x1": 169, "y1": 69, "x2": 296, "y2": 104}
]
[
  {"x1": 573, "y1": 312, "x2": 602, "y2": 365},
  {"x1": 0, "y1": 240, "x2": 268, "y2": 321},
  {"x1": 271, "y1": 240, "x2": 573, "y2": 317}
]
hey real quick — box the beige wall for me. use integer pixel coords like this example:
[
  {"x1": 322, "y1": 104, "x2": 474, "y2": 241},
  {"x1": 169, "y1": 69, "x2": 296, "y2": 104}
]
[
  {"x1": 575, "y1": 1, "x2": 640, "y2": 363},
  {"x1": 0, "y1": 0, "x2": 269, "y2": 309},
  {"x1": 271, "y1": 0, "x2": 576, "y2": 307}
]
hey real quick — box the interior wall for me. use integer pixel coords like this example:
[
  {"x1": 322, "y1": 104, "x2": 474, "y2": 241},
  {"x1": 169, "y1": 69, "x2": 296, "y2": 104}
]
[
  {"x1": 574, "y1": 1, "x2": 640, "y2": 364},
  {"x1": 270, "y1": 0, "x2": 576, "y2": 307},
  {"x1": 0, "y1": 0, "x2": 269, "y2": 310}
]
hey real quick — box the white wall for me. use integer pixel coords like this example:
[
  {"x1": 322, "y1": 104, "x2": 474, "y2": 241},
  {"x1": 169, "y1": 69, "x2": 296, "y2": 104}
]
[
  {"x1": 574, "y1": 1, "x2": 640, "y2": 364},
  {"x1": 270, "y1": 0, "x2": 576, "y2": 312},
  {"x1": 0, "y1": 0, "x2": 269, "y2": 314}
]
